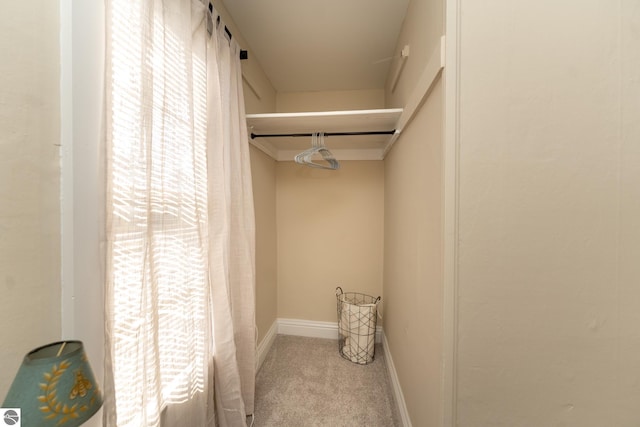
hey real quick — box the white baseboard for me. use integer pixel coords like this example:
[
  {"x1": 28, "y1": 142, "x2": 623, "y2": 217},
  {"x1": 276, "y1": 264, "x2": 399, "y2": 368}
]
[
  {"x1": 382, "y1": 332, "x2": 412, "y2": 427},
  {"x1": 277, "y1": 318, "x2": 382, "y2": 343},
  {"x1": 277, "y1": 318, "x2": 339, "y2": 340},
  {"x1": 257, "y1": 317, "x2": 384, "y2": 371},
  {"x1": 256, "y1": 320, "x2": 278, "y2": 372}
]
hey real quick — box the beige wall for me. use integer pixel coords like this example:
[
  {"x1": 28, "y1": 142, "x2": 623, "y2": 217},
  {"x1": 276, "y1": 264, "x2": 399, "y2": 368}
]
[
  {"x1": 382, "y1": 0, "x2": 444, "y2": 425},
  {"x1": 0, "y1": 1, "x2": 61, "y2": 398},
  {"x1": 277, "y1": 161, "x2": 384, "y2": 321},
  {"x1": 276, "y1": 89, "x2": 385, "y2": 113},
  {"x1": 250, "y1": 85, "x2": 386, "y2": 337},
  {"x1": 384, "y1": 82, "x2": 444, "y2": 426},
  {"x1": 272, "y1": 87, "x2": 386, "y2": 324},
  {"x1": 456, "y1": 1, "x2": 640, "y2": 425},
  {"x1": 250, "y1": 146, "x2": 278, "y2": 343},
  {"x1": 385, "y1": 0, "x2": 443, "y2": 108}
]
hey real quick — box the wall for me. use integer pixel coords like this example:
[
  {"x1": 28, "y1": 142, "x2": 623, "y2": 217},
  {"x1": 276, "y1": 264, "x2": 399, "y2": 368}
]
[
  {"x1": 456, "y1": 1, "x2": 640, "y2": 425},
  {"x1": 382, "y1": 0, "x2": 444, "y2": 425},
  {"x1": 385, "y1": 0, "x2": 443, "y2": 109},
  {"x1": 277, "y1": 161, "x2": 384, "y2": 322},
  {"x1": 250, "y1": 147, "x2": 278, "y2": 343},
  {"x1": 276, "y1": 89, "x2": 384, "y2": 112},
  {"x1": 273, "y1": 89, "x2": 385, "y2": 324},
  {"x1": 384, "y1": 81, "x2": 443, "y2": 427},
  {"x1": 0, "y1": 1, "x2": 61, "y2": 398}
]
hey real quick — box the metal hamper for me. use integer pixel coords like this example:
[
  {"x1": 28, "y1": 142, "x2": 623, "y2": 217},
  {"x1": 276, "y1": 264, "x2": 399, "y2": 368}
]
[{"x1": 336, "y1": 286, "x2": 380, "y2": 365}]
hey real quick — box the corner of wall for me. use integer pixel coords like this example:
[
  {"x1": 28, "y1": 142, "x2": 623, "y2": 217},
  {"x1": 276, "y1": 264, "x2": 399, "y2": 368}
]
[
  {"x1": 256, "y1": 320, "x2": 278, "y2": 372},
  {"x1": 382, "y1": 332, "x2": 413, "y2": 427}
]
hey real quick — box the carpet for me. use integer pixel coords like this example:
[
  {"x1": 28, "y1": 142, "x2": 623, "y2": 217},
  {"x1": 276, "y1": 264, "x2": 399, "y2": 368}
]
[{"x1": 253, "y1": 335, "x2": 400, "y2": 427}]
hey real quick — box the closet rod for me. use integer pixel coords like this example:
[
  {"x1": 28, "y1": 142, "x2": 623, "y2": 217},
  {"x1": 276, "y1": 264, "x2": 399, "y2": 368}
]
[{"x1": 250, "y1": 130, "x2": 396, "y2": 139}]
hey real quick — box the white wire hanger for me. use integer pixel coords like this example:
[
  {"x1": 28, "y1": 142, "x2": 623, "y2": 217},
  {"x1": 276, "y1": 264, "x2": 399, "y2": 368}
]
[{"x1": 294, "y1": 132, "x2": 340, "y2": 170}]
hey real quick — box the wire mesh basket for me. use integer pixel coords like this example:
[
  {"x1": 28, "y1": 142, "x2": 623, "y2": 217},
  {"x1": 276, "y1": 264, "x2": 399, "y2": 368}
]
[{"x1": 336, "y1": 286, "x2": 381, "y2": 365}]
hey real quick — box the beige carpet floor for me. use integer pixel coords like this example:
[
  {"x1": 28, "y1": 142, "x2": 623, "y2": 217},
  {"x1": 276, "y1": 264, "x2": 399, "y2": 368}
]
[{"x1": 253, "y1": 335, "x2": 400, "y2": 427}]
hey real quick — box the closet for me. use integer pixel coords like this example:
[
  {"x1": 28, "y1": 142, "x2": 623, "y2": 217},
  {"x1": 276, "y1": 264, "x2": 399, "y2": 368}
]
[
  {"x1": 208, "y1": 1, "x2": 640, "y2": 426},
  {"x1": 216, "y1": 0, "x2": 446, "y2": 425}
]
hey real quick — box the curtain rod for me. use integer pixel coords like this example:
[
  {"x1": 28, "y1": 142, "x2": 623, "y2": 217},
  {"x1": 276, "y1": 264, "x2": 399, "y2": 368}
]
[
  {"x1": 250, "y1": 130, "x2": 396, "y2": 139},
  {"x1": 208, "y1": 3, "x2": 248, "y2": 60}
]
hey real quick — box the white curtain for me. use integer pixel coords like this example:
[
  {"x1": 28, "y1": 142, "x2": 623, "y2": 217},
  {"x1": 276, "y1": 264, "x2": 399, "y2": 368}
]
[
  {"x1": 206, "y1": 7, "x2": 257, "y2": 425},
  {"x1": 103, "y1": 0, "x2": 255, "y2": 425}
]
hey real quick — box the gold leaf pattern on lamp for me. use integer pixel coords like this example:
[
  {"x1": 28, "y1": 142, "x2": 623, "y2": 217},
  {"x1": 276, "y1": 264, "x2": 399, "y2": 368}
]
[
  {"x1": 38, "y1": 360, "x2": 78, "y2": 425},
  {"x1": 38, "y1": 360, "x2": 98, "y2": 425}
]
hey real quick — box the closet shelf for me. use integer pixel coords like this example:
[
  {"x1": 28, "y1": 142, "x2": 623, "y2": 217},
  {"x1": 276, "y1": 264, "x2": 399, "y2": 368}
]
[{"x1": 246, "y1": 108, "x2": 403, "y2": 161}]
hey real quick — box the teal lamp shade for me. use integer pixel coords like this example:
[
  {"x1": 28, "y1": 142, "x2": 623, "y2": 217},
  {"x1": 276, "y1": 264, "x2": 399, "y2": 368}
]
[{"x1": 2, "y1": 341, "x2": 102, "y2": 426}]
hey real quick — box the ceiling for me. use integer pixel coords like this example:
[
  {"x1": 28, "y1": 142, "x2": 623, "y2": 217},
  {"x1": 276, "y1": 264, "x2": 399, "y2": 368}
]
[{"x1": 220, "y1": 0, "x2": 410, "y2": 93}]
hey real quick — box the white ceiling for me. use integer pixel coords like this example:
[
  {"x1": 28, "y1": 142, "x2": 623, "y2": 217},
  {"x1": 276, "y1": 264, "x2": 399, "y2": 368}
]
[{"x1": 221, "y1": 0, "x2": 410, "y2": 92}]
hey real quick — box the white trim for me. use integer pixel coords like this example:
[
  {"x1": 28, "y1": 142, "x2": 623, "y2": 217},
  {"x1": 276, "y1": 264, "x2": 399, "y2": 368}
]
[
  {"x1": 442, "y1": 1, "x2": 461, "y2": 426},
  {"x1": 276, "y1": 148, "x2": 384, "y2": 162},
  {"x1": 382, "y1": 332, "x2": 412, "y2": 427},
  {"x1": 278, "y1": 318, "x2": 338, "y2": 339},
  {"x1": 249, "y1": 145, "x2": 386, "y2": 162},
  {"x1": 256, "y1": 320, "x2": 278, "y2": 372},
  {"x1": 246, "y1": 108, "x2": 402, "y2": 123},
  {"x1": 277, "y1": 318, "x2": 382, "y2": 343},
  {"x1": 59, "y1": 0, "x2": 105, "y2": 357},
  {"x1": 256, "y1": 317, "x2": 384, "y2": 372},
  {"x1": 60, "y1": 3, "x2": 105, "y2": 427},
  {"x1": 60, "y1": 0, "x2": 75, "y2": 339}
]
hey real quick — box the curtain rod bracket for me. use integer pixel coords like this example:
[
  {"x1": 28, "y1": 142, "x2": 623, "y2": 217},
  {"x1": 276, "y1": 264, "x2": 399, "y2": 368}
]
[{"x1": 210, "y1": 3, "x2": 247, "y2": 60}]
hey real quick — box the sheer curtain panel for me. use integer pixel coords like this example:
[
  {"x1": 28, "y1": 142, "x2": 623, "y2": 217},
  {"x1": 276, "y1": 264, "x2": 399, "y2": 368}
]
[
  {"x1": 104, "y1": 1, "x2": 255, "y2": 426},
  {"x1": 206, "y1": 11, "x2": 256, "y2": 425}
]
